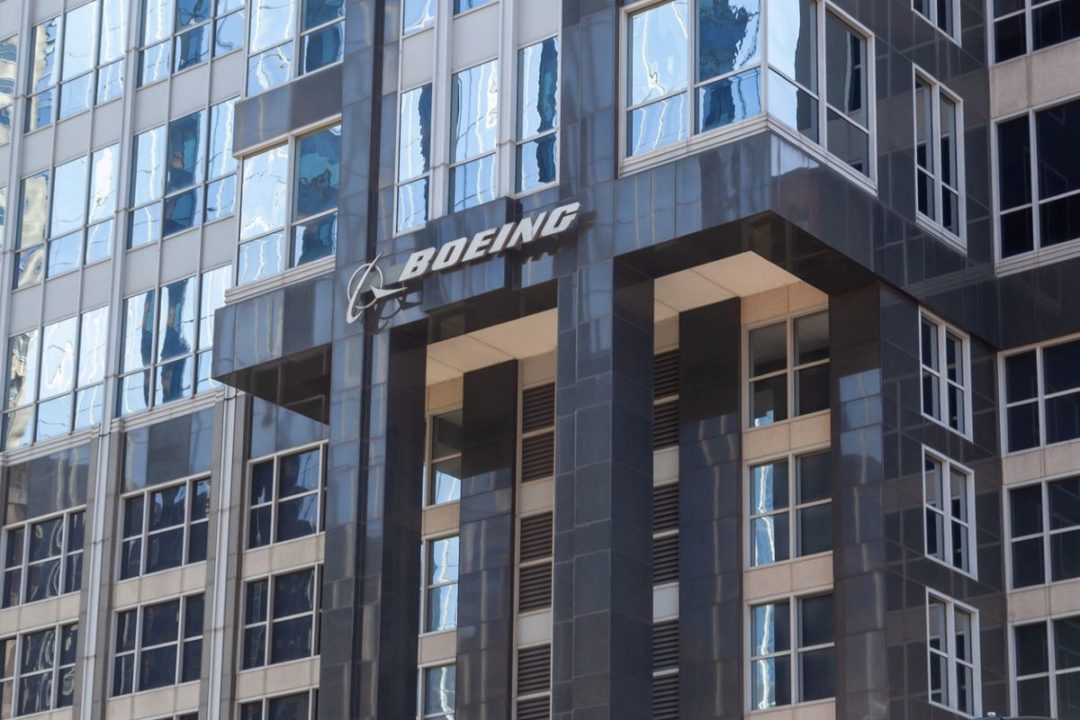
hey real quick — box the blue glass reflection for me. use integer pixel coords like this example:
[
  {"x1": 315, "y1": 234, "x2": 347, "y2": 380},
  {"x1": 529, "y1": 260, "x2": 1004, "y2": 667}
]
[
  {"x1": 449, "y1": 155, "x2": 496, "y2": 212},
  {"x1": 301, "y1": 21, "x2": 343, "y2": 74},
  {"x1": 175, "y1": 25, "x2": 211, "y2": 72},
  {"x1": 166, "y1": 111, "x2": 206, "y2": 193},
  {"x1": 177, "y1": 0, "x2": 213, "y2": 29},
  {"x1": 26, "y1": 89, "x2": 55, "y2": 132},
  {"x1": 396, "y1": 178, "x2": 428, "y2": 233},
  {"x1": 292, "y1": 212, "x2": 336, "y2": 266},
  {"x1": 295, "y1": 126, "x2": 340, "y2": 219},
  {"x1": 86, "y1": 220, "x2": 114, "y2": 264},
  {"x1": 157, "y1": 359, "x2": 192, "y2": 405},
  {"x1": 768, "y1": 69, "x2": 818, "y2": 141},
  {"x1": 158, "y1": 277, "x2": 196, "y2": 363},
  {"x1": 403, "y1": 0, "x2": 435, "y2": 34},
  {"x1": 454, "y1": 0, "x2": 492, "y2": 13},
  {"x1": 36, "y1": 395, "x2": 71, "y2": 441},
  {"x1": 129, "y1": 203, "x2": 162, "y2": 248},
  {"x1": 118, "y1": 372, "x2": 151, "y2": 416},
  {"x1": 205, "y1": 176, "x2": 236, "y2": 222},
  {"x1": 214, "y1": 11, "x2": 245, "y2": 56},
  {"x1": 139, "y1": 43, "x2": 172, "y2": 86},
  {"x1": 303, "y1": 0, "x2": 343, "y2": 30},
  {"x1": 237, "y1": 233, "x2": 285, "y2": 285},
  {"x1": 96, "y1": 61, "x2": 125, "y2": 104},
  {"x1": 29, "y1": 20, "x2": 59, "y2": 93},
  {"x1": 518, "y1": 39, "x2": 559, "y2": 139},
  {"x1": 698, "y1": 0, "x2": 761, "y2": 81},
  {"x1": 517, "y1": 134, "x2": 557, "y2": 192},
  {"x1": 628, "y1": 94, "x2": 687, "y2": 156},
  {"x1": 629, "y1": 1, "x2": 688, "y2": 107},
  {"x1": 247, "y1": 44, "x2": 293, "y2": 95},
  {"x1": 164, "y1": 188, "x2": 202, "y2": 236},
  {"x1": 697, "y1": 67, "x2": 761, "y2": 132},
  {"x1": 398, "y1": 85, "x2": 432, "y2": 181},
  {"x1": 450, "y1": 61, "x2": 498, "y2": 163},
  {"x1": 58, "y1": 75, "x2": 93, "y2": 120},
  {"x1": 47, "y1": 233, "x2": 82, "y2": 278},
  {"x1": 15, "y1": 248, "x2": 45, "y2": 289},
  {"x1": 74, "y1": 386, "x2": 103, "y2": 429}
]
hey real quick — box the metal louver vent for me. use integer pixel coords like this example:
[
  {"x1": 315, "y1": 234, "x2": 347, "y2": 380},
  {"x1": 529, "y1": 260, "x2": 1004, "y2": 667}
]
[
  {"x1": 653, "y1": 533, "x2": 679, "y2": 584},
  {"x1": 653, "y1": 484, "x2": 679, "y2": 533},
  {"x1": 518, "y1": 564, "x2": 553, "y2": 612},
  {"x1": 520, "y1": 513, "x2": 553, "y2": 563},
  {"x1": 653, "y1": 620, "x2": 679, "y2": 671},
  {"x1": 521, "y1": 432, "x2": 555, "y2": 482},
  {"x1": 516, "y1": 697, "x2": 550, "y2": 720},
  {"x1": 654, "y1": 350, "x2": 680, "y2": 399},
  {"x1": 522, "y1": 384, "x2": 556, "y2": 433},
  {"x1": 517, "y1": 645, "x2": 551, "y2": 696},
  {"x1": 652, "y1": 673, "x2": 679, "y2": 720},
  {"x1": 654, "y1": 400, "x2": 679, "y2": 449}
]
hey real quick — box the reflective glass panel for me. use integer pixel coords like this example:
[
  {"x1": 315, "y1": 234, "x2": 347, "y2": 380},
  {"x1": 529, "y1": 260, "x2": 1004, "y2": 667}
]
[
  {"x1": 303, "y1": 0, "x2": 343, "y2": 30},
  {"x1": 292, "y1": 212, "x2": 336, "y2": 266},
  {"x1": 39, "y1": 317, "x2": 77, "y2": 399},
  {"x1": 205, "y1": 175, "x2": 237, "y2": 221},
  {"x1": 121, "y1": 291, "x2": 156, "y2": 373},
  {"x1": 29, "y1": 20, "x2": 59, "y2": 93},
  {"x1": 47, "y1": 232, "x2": 82, "y2": 278},
  {"x1": 448, "y1": 155, "x2": 496, "y2": 212},
  {"x1": 89, "y1": 144, "x2": 120, "y2": 224},
  {"x1": 166, "y1": 111, "x2": 206, "y2": 193},
  {"x1": 240, "y1": 145, "x2": 289, "y2": 240},
  {"x1": 628, "y1": 94, "x2": 687, "y2": 156},
  {"x1": 301, "y1": 21, "x2": 342, "y2": 74},
  {"x1": 424, "y1": 665, "x2": 456, "y2": 714},
  {"x1": 768, "y1": 0, "x2": 816, "y2": 90},
  {"x1": 824, "y1": 14, "x2": 866, "y2": 128},
  {"x1": 97, "y1": 60, "x2": 125, "y2": 104},
  {"x1": 450, "y1": 61, "x2": 498, "y2": 164},
  {"x1": 247, "y1": 43, "x2": 293, "y2": 95},
  {"x1": 144, "y1": 0, "x2": 175, "y2": 45},
  {"x1": 698, "y1": 0, "x2": 760, "y2": 81},
  {"x1": 295, "y1": 125, "x2": 340, "y2": 219},
  {"x1": 18, "y1": 172, "x2": 49, "y2": 249},
  {"x1": 399, "y1": 85, "x2": 432, "y2": 181},
  {"x1": 199, "y1": 265, "x2": 230, "y2": 350},
  {"x1": 208, "y1": 99, "x2": 237, "y2": 179},
  {"x1": 249, "y1": 0, "x2": 296, "y2": 53},
  {"x1": 100, "y1": 0, "x2": 127, "y2": 63},
  {"x1": 518, "y1": 39, "x2": 559, "y2": 139},
  {"x1": 629, "y1": 1, "x2": 688, "y2": 107},
  {"x1": 62, "y1": 3, "x2": 98, "y2": 81},
  {"x1": 6, "y1": 331, "x2": 39, "y2": 410},
  {"x1": 132, "y1": 126, "x2": 167, "y2": 206},
  {"x1": 403, "y1": 0, "x2": 435, "y2": 35},
  {"x1": 454, "y1": 0, "x2": 492, "y2": 12},
  {"x1": 175, "y1": 25, "x2": 211, "y2": 71},
  {"x1": 78, "y1": 307, "x2": 109, "y2": 386},
  {"x1": 176, "y1": 0, "x2": 212, "y2": 29},
  {"x1": 50, "y1": 156, "x2": 88, "y2": 238},
  {"x1": 215, "y1": 10, "x2": 245, "y2": 55},
  {"x1": 157, "y1": 277, "x2": 196, "y2": 362},
  {"x1": 697, "y1": 67, "x2": 761, "y2": 133},
  {"x1": 238, "y1": 233, "x2": 285, "y2": 284}
]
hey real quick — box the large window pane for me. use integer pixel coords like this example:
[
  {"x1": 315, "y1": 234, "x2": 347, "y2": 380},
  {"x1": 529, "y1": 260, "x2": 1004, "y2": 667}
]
[
  {"x1": 240, "y1": 146, "x2": 289, "y2": 240},
  {"x1": 629, "y1": 1, "x2": 688, "y2": 107},
  {"x1": 450, "y1": 61, "x2": 499, "y2": 164},
  {"x1": 697, "y1": 0, "x2": 760, "y2": 81},
  {"x1": 249, "y1": 0, "x2": 296, "y2": 53},
  {"x1": 132, "y1": 126, "x2": 167, "y2": 207},
  {"x1": 295, "y1": 125, "x2": 340, "y2": 219},
  {"x1": 50, "y1": 157, "x2": 88, "y2": 239},
  {"x1": 166, "y1": 111, "x2": 206, "y2": 193}
]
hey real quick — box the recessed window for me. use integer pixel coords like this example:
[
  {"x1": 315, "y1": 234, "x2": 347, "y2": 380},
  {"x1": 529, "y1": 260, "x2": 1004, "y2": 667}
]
[
  {"x1": 242, "y1": 566, "x2": 321, "y2": 669},
  {"x1": 248, "y1": 445, "x2": 326, "y2": 548},
  {"x1": 119, "y1": 476, "x2": 209, "y2": 580},
  {"x1": 517, "y1": 37, "x2": 560, "y2": 192},
  {"x1": 749, "y1": 593, "x2": 835, "y2": 709},
  {"x1": 246, "y1": 0, "x2": 345, "y2": 95},
  {"x1": 1012, "y1": 615, "x2": 1080, "y2": 717},
  {"x1": 113, "y1": 594, "x2": 203, "y2": 695},
  {"x1": 996, "y1": 98, "x2": 1080, "y2": 260},
  {"x1": 1, "y1": 623, "x2": 78, "y2": 715},
  {"x1": 922, "y1": 450, "x2": 976, "y2": 575},
  {"x1": 2, "y1": 509, "x2": 84, "y2": 607},
  {"x1": 137, "y1": 0, "x2": 244, "y2": 86},
  {"x1": 240, "y1": 690, "x2": 319, "y2": 720},
  {"x1": 919, "y1": 313, "x2": 970, "y2": 435},
  {"x1": 992, "y1": 0, "x2": 1080, "y2": 63},
  {"x1": 915, "y1": 72, "x2": 964, "y2": 241},
  {"x1": 423, "y1": 535, "x2": 459, "y2": 633},
  {"x1": 749, "y1": 450, "x2": 832, "y2": 567},
  {"x1": 422, "y1": 664, "x2": 456, "y2": 719},
  {"x1": 747, "y1": 310, "x2": 830, "y2": 428},
  {"x1": 1008, "y1": 477, "x2": 1080, "y2": 588},
  {"x1": 1003, "y1": 337, "x2": 1080, "y2": 452},
  {"x1": 927, "y1": 593, "x2": 980, "y2": 715},
  {"x1": 426, "y1": 411, "x2": 462, "y2": 506},
  {"x1": 912, "y1": 0, "x2": 958, "y2": 40}
]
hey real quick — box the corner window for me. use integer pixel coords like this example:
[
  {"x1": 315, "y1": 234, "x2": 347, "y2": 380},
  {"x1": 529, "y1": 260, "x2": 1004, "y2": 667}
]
[
  {"x1": 248, "y1": 444, "x2": 326, "y2": 548},
  {"x1": 1004, "y1": 337, "x2": 1080, "y2": 452},
  {"x1": 3, "y1": 624, "x2": 78, "y2": 715},
  {"x1": 913, "y1": 0, "x2": 958, "y2": 40},
  {"x1": 449, "y1": 61, "x2": 499, "y2": 212},
  {"x1": 517, "y1": 38, "x2": 560, "y2": 192},
  {"x1": 0, "y1": 35, "x2": 16, "y2": 145},
  {"x1": 2, "y1": 510, "x2": 84, "y2": 607},
  {"x1": 747, "y1": 310, "x2": 830, "y2": 428},
  {"x1": 1008, "y1": 477, "x2": 1080, "y2": 588},
  {"x1": 113, "y1": 594, "x2": 203, "y2": 695},
  {"x1": 992, "y1": 0, "x2": 1080, "y2": 62},
  {"x1": 138, "y1": 0, "x2": 245, "y2": 86},
  {"x1": 915, "y1": 72, "x2": 964, "y2": 242},
  {"x1": 240, "y1": 690, "x2": 318, "y2": 720},
  {"x1": 423, "y1": 535, "x2": 459, "y2": 633},
  {"x1": 927, "y1": 593, "x2": 980, "y2": 715},
  {"x1": 749, "y1": 593, "x2": 835, "y2": 709},
  {"x1": 996, "y1": 97, "x2": 1080, "y2": 261},
  {"x1": 242, "y1": 566, "x2": 321, "y2": 669},
  {"x1": 119, "y1": 476, "x2": 210, "y2": 580},
  {"x1": 919, "y1": 313, "x2": 970, "y2": 435},
  {"x1": 246, "y1": 0, "x2": 344, "y2": 96},
  {"x1": 749, "y1": 450, "x2": 832, "y2": 567},
  {"x1": 922, "y1": 450, "x2": 976, "y2": 576},
  {"x1": 426, "y1": 411, "x2": 462, "y2": 506},
  {"x1": 422, "y1": 664, "x2": 456, "y2": 719},
  {"x1": 1012, "y1": 615, "x2": 1080, "y2": 717}
]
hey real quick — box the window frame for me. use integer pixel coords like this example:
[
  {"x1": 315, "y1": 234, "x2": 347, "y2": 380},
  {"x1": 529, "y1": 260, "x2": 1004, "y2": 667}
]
[
  {"x1": 913, "y1": 0, "x2": 961, "y2": 42},
  {"x1": 746, "y1": 447, "x2": 833, "y2": 570},
  {"x1": 2, "y1": 507, "x2": 85, "y2": 608},
  {"x1": 925, "y1": 590, "x2": 982, "y2": 716},
  {"x1": 246, "y1": 441, "x2": 328, "y2": 549},
  {"x1": 240, "y1": 564, "x2": 322, "y2": 670},
  {"x1": 424, "y1": 408, "x2": 462, "y2": 508},
  {"x1": 239, "y1": 689, "x2": 319, "y2": 720},
  {"x1": 111, "y1": 593, "x2": 204, "y2": 696},
  {"x1": 0, "y1": 622, "x2": 78, "y2": 715},
  {"x1": 135, "y1": 0, "x2": 246, "y2": 88},
  {"x1": 989, "y1": 0, "x2": 1080, "y2": 63},
  {"x1": 743, "y1": 308, "x2": 831, "y2": 430},
  {"x1": 918, "y1": 310, "x2": 973, "y2": 439},
  {"x1": 420, "y1": 533, "x2": 459, "y2": 635},
  {"x1": 912, "y1": 66, "x2": 967, "y2": 249},
  {"x1": 514, "y1": 34, "x2": 561, "y2": 194},
  {"x1": 1005, "y1": 474, "x2": 1080, "y2": 589},
  {"x1": 417, "y1": 661, "x2": 457, "y2": 720},
  {"x1": 921, "y1": 447, "x2": 978, "y2": 578},
  {"x1": 1000, "y1": 332, "x2": 1080, "y2": 453},
  {"x1": 242, "y1": 0, "x2": 346, "y2": 98},
  {"x1": 1009, "y1": 612, "x2": 1080, "y2": 717},
  {"x1": 117, "y1": 474, "x2": 210, "y2": 581}
]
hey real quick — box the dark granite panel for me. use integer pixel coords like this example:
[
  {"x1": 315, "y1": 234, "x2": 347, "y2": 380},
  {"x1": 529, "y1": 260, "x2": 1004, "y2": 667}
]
[{"x1": 233, "y1": 63, "x2": 344, "y2": 154}]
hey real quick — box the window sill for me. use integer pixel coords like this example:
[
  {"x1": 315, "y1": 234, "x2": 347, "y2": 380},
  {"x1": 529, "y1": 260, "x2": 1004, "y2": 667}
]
[
  {"x1": 916, "y1": 214, "x2": 966, "y2": 254},
  {"x1": 996, "y1": 237, "x2": 1080, "y2": 276},
  {"x1": 0, "y1": 427, "x2": 98, "y2": 463},
  {"x1": 226, "y1": 256, "x2": 335, "y2": 305}
]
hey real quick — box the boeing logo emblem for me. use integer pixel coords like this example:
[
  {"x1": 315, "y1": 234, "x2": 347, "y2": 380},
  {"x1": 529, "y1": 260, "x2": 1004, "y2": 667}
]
[{"x1": 346, "y1": 202, "x2": 581, "y2": 325}]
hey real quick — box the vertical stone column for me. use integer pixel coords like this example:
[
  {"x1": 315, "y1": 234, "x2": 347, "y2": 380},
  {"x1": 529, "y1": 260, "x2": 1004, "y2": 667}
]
[
  {"x1": 551, "y1": 259, "x2": 654, "y2": 720},
  {"x1": 456, "y1": 361, "x2": 518, "y2": 720},
  {"x1": 677, "y1": 299, "x2": 743, "y2": 719}
]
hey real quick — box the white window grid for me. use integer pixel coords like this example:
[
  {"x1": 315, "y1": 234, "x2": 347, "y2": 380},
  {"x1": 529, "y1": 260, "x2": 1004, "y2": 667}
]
[
  {"x1": 243, "y1": 0, "x2": 345, "y2": 98},
  {"x1": 241, "y1": 565, "x2": 322, "y2": 670},
  {"x1": 1000, "y1": 333, "x2": 1080, "y2": 453},
  {"x1": 744, "y1": 309, "x2": 831, "y2": 429},
  {"x1": 112, "y1": 594, "x2": 203, "y2": 696},
  {"x1": 913, "y1": 68, "x2": 966, "y2": 248},
  {"x1": 240, "y1": 689, "x2": 319, "y2": 720},
  {"x1": 0, "y1": 623, "x2": 78, "y2": 715},
  {"x1": 926, "y1": 591, "x2": 981, "y2": 716},
  {"x1": 448, "y1": 58, "x2": 500, "y2": 212},
  {"x1": 421, "y1": 534, "x2": 459, "y2": 634},
  {"x1": 747, "y1": 449, "x2": 832, "y2": 568},
  {"x1": 246, "y1": 442, "x2": 327, "y2": 548},
  {"x1": 921, "y1": 448, "x2": 977, "y2": 577},
  {"x1": 990, "y1": 0, "x2": 1075, "y2": 62},
  {"x1": 913, "y1": 0, "x2": 961, "y2": 42},
  {"x1": 919, "y1": 311, "x2": 972, "y2": 438},
  {"x1": 118, "y1": 475, "x2": 210, "y2": 580},
  {"x1": 515, "y1": 35, "x2": 560, "y2": 194},
  {"x1": 418, "y1": 662, "x2": 456, "y2": 720},
  {"x1": 746, "y1": 591, "x2": 836, "y2": 711},
  {"x1": 1010, "y1": 614, "x2": 1080, "y2": 718},
  {"x1": 1005, "y1": 475, "x2": 1080, "y2": 589},
  {"x1": 424, "y1": 409, "x2": 462, "y2": 507},
  {"x1": 136, "y1": 0, "x2": 245, "y2": 86},
  {"x1": 2, "y1": 508, "x2": 84, "y2": 607}
]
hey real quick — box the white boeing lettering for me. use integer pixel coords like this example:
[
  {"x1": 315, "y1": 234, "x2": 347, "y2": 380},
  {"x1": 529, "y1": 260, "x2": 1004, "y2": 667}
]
[
  {"x1": 540, "y1": 202, "x2": 581, "y2": 238},
  {"x1": 462, "y1": 227, "x2": 498, "y2": 262},
  {"x1": 487, "y1": 221, "x2": 518, "y2": 255},
  {"x1": 398, "y1": 247, "x2": 435, "y2": 282},
  {"x1": 504, "y1": 212, "x2": 548, "y2": 250},
  {"x1": 430, "y1": 237, "x2": 468, "y2": 271}
]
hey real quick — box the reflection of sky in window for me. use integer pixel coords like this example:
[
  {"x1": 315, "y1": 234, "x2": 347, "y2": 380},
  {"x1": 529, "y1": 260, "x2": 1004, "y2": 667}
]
[
  {"x1": 631, "y1": 1, "x2": 688, "y2": 106},
  {"x1": 402, "y1": 0, "x2": 435, "y2": 35},
  {"x1": 40, "y1": 318, "x2": 76, "y2": 398}
]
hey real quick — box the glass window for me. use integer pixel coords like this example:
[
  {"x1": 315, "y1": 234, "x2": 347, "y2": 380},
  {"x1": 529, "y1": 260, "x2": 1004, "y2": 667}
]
[
  {"x1": 915, "y1": 73, "x2": 962, "y2": 239},
  {"x1": 292, "y1": 124, "x2": 340, "y2": 266},
  {"x1": 449, "y1": 61, "x2": 499, "y2": 212},
  {"x1": 920, "y1": 313, "x2": 969, "y2": 435},
  {"x1": 749, "y1": 451, "x2": 831, "y2": 566},
  {"x1": 2, "y1": 510, "x2": 84, "y2": 608},
  {"x1": 248, "y1": 445, "x2": 326, "y2": 548},
  {"x1": 299, "y1": 0, "x2": 344, "y2": 74},
  {"x1": 748, "y1": 311, "x2": 830, "y2": 428},
  {"x1": 750, "y1": 593, "x2": 835, "y2": 709},
  {"x1": 993, "y1": 0, "x2": 1080, "y2": 62},
  {"x1": 0, "y1": 35, "x2": 17, "y2": 145},
  {"x1": 927, "y1": 594, "x2": 979, "y2": 715},
  {"x1": 240, "y1": 691, "x2": 318, "y2": 720},
  {"x1": 913, "y1": 0, "x2": 958, "y2": 39},
  {"x1": 423, "y1": 664, "x2": 456, "y2": 719},
  {"x1": 247, "y1": 0, "x2": 340, "y2": 94},
  {"x1": 424, "y1": 536, "x2": 459, "y2": 632},
  {"x1": 238, "y1": 144, "x2": 289, "y2": 282},
  {"x1": 427, "y1": 411, "x2": 462, "y2": 506},
  {"x1": 119, "y1": 476, "x2": 210, "y2": 580},
  {"x1": 1004, "y1": 338, "x2": 1080, "y2": 452},
  {"x1": 517, "y1": 38, "x2": 560, "y2": 192},
  {"x1": 1009, "y1": 476, "x2": 1080, "y2": 588},
  {"x1": 1, "y1": 624, "x2": 78, "y2": 715},
  {"x1": 396, "y1": 84, "x2": 432, "y2": 233},
  {"x1": 1013, "y1": 614, "x2": 1080, "y2": 717},
  {"x1": 627, "y1": 0, "x2": 690, "y2": 157},
  {"x1": 242, "y1": 566, "x2": 320, "y2": 669},
  {"x1": 454, "y1": 0, "x2": 493, "y2": 12},
  {"x1": 112, "y1": 594, "x2": 203, "y2": 695},
  {"x1": 923, "y1": 451, "x2": 975, "y2": 575},
  {"x1": 403, "y1": 0, "x2": 436, "y2": 35},
  {"x1": 138, "y1": 0, "x2": 243, "y2": 85}
]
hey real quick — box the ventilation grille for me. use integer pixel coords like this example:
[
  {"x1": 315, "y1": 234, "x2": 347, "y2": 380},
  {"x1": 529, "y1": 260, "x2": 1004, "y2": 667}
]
[
  {"x1": 517, "y1": 645, "x2": 552, "y2": 697},
  {"x1": 653, "y1": 484, "x2": 679, "y2": 533},
  {"x1": 653, "y1": 400, "x2": 679, "y2": 450},
  {"x1": 516, "y1": 697, "x2": 550, "y2": 720},
  {"x1": 653, "y1": 533, "x2": 679, "y2": 585},
  {"x1": 520, "y1": 513, "x2": 553, "y2": 563},
  {"x1": 522, "y1": 384, "x2": 556, "y2": 433},
  {"x1": 652, "y1": 673, "x2": 679, "y2": 720},
  {"x1": 521, "y1": 432, "x2": 555, "y2": 482},
  {"x1": 654, "y1": 351, "x2": 680, "y2": 399},
  {"x1": 519, "y1": 564, "x2": 553, "y2": 613},
  {"x1": 653, "y1": 620, "x2": 679, "y2": 671}
]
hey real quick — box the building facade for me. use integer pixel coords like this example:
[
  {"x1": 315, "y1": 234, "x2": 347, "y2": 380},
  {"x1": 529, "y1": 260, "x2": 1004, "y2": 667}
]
[{"x1": 0, "y1": 0, "x2": 1078, "y2": 718}]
